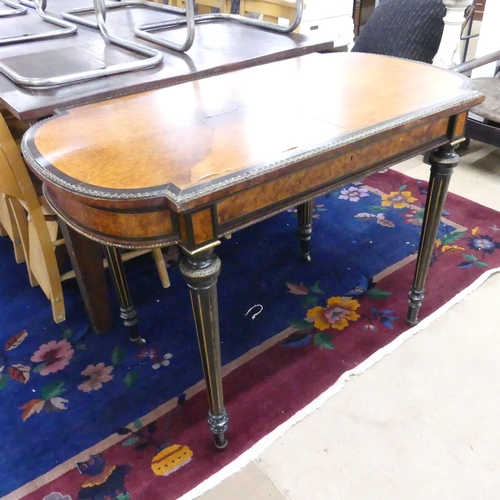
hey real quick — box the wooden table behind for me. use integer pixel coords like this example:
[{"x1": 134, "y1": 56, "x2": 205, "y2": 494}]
[{"x1": 0, "y1": 0, "x2": 333, "y2": 120}]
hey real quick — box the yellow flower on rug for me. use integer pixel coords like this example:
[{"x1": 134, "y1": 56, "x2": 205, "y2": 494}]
[
  {"x1": 307, "y1": 297, "x2": 361, "y2": 331},
  {"x1": 381, "y1": 191, "x2": 417, "y2": 209},
  {"x1": 151, "y1": 444, "x2": 193, "y2": 476}
]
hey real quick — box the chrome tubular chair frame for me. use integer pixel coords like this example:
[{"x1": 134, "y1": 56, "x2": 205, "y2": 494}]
[
  {"x1": 62, "y1": 0, "x2": 196, "y2": 53},
  {"x1": 0, "y1": 0, "x2": 27, "y2": 17},
  {"x1": 134, "y1": 0, "x2": 195, "y2": 52},
  {"x1": 61, "y1": 0, "x2": 185, "y2": 29},
  {"x1": 1, "y1": 0, "x2": 76, "y2": 45},
  {"x1": 0, "y1": 0, "x2": 163, "y2": 88},
  {"x1": 138, "y1": 0, "x2": 304, "y2": 36}
]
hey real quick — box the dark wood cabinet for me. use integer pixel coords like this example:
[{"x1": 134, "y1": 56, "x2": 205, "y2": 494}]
[
  {"x1": 352, "y1": 0, "x2": 376, "y2": 38},
  {"x1": 353, "y1": 0, "x2": 361, "y2": 37},
  {"x1": 473, "y1": 0, "x2": 487, "y2": 21}
]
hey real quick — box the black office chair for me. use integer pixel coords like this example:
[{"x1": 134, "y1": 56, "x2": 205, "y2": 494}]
[{"x1": 351, "y1": 0, "x2": 446, "y2": 63}]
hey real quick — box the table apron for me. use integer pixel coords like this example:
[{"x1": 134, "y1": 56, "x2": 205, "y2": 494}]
[
  {"x1": 215, "y1": 117, "x2": 451, "y2": 237},
  {"x1": 42, "y1": 112, "x2": 465, "y2": 251}
]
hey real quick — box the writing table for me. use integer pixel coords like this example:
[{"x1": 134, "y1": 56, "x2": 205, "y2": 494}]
[{"x1": 22, "y1": 52, "x2": 483, "y2": 447}]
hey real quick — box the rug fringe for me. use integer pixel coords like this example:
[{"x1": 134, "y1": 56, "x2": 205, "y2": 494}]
[{"x1": 178, "y1": 267, "x2": 500, "y2": 500}]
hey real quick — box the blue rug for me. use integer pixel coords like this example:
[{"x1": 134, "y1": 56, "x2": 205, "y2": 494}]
[{"x1": 0, "y1": 171, "x2": 455, "y2": 497}]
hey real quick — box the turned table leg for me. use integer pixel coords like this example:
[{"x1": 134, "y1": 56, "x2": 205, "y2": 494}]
[
  {"x1": 297, "y1": 200, "x2": 313, "y2": 263},
  {"x1": 180, "y1": 245, "x2": 228, "y2": 449},
  {"x1": 104, "y1": 245, "x2": 145, "y2": 345},
  {"x1": 407, "y1": 145, "x2": 459, "y2": 325}
]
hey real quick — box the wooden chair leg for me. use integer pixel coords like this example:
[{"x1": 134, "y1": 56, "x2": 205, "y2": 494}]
[
  {"x1": 152, "y1": 248, "x2": 171, "y2": 288},
  {"x1": 197, "y1": 4, "x2": 212, "y2": 13},
  {"x1": 28, "y1": 213, "x2": 66, "y2": 323},
  {"x1": 49, "y1": 290, "x2": 66, "y2": 324},
  {"x1": 59, "y1": 221, "x2": 112, "y2": 333},
  {"x1": 9, "y1": 197, "x2": 38, "y2": 286},
  {"x1": 121, "y1": 247, "x2": 171, "y2": 288},
  {"x1": 1, "y1": 196, "x2": 26, "y2": 264}
]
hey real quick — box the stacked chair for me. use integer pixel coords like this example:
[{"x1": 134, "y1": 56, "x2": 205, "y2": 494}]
[
  {"x1": 239, "y1": 0, "x2": 298, "y2": 26},
  {"x1": 454, "y1": 53, "x2": 500, "y2": 150},
  {"x1": 0, "y1": 111, "x2": 28, "y2": 266},
  {"x1": 168, "y1": 0, "x2": 232, "y2": 13},
  {"x1": 168, "y1": 0, "x2": 298, "y2": 25}
]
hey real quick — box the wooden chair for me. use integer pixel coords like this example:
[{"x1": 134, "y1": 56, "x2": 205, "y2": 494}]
[
  {"x1": 167, "y1": 0, "x2": 231, "y2": 13},
  {"x1": 453, "y1": 51, "x2": 500, "y2": 150},
  {"x1": 197, "y1": 0, "x2": 231, "y2": 14},
  {"x1": 168, "y1": 0, "x2": 298, "y2": 22},
  {"x1": 0, "y1": 110, "x2": 29, "y2": 264},
  {"x1": 0, "y1": 189, "x2": 26, "y2": 264},
  {"x1": 0, "y1": 114, "x2": 170, "y2": 324}
]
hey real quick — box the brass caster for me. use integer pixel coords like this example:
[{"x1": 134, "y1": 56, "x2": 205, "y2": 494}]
[
  {"x1": 214, "y1": 433, "x2": 228, "y2": 450},
  {"x1": 131, "y1": 335, "x2": 146, "y2": 345}
]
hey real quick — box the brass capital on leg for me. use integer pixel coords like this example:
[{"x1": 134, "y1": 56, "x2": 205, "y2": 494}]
[
  {"x1": 407, "y1": 145, "x2": 459, "y2": 325},
  {"x1": 180, "y1": 245, "x2": 228, "y2": 449}
]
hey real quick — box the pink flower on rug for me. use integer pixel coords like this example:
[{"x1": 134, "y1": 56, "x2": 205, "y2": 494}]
[
  {"x1": 31, "y1": 339, "x2": 74, "y2": 376},
  {"x1": 78, "y1": 363, "x2": 114, "y2": 392},
  {"x1": 135, "y1": 347, "x2": 160, "y2": 360},
  {"x1": 338, "y1": 186, "x2": 369, "y2": 202},
  {"x1": 402, "y1": 207, "x2": 423, "y2": 225},
  {"x1": 307, "y1": 297, "x2": 361, "y2": 331},
  {"x1": 286, "y1": 282, "x2": 309, "y2": 295}
]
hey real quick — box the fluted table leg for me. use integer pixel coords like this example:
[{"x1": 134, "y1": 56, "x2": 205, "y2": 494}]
[
  {"x1": 407, "y1": 145, "x2": 459, "y2": 325},
  {"x1": 104, "y1": 245, "x2": 145, "y2": 345},
  {"x1": 180, "y1": 245, "x2": 228, "y2": 449},
  {"x1": 297, "y1": 200, "x2": 313, "y2": 262}
]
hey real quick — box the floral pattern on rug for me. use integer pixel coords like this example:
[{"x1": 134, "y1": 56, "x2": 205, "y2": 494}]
[
  {"x1": 281, "y1": 182, "x2": 428, "y2": 349},
  {"x1": 281, "y1": 182, "x2": 500, "y2": 352},
  {"x1": 40, "y1": 402, "x2": 194, "y2": 500},
  {"x1": 283, "y1": 277, "x2": 397, "y2": 349},
  {"x1": 11, "y1": 170, "x2": 500, "y2": 500},
  {"x1": 0, "y1": 327, "x2": 174, "y2": 422}
]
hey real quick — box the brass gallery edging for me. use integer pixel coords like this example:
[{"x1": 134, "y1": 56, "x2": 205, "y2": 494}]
[
  {"x1": 43, "y1": 191, "x2": 180, "y2": 250},
  {"x1": 21, "y1": 93, "x2": 482, "y2": 205}
]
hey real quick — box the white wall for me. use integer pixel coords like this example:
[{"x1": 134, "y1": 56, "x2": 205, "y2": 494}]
[{"x1": 471, "y1": 0, "x2": 500, "y2": 77}]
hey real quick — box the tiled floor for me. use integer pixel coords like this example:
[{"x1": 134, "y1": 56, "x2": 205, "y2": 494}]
[{"x1": 196, "y1": 141, "x2": 500, "y2": 500}]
